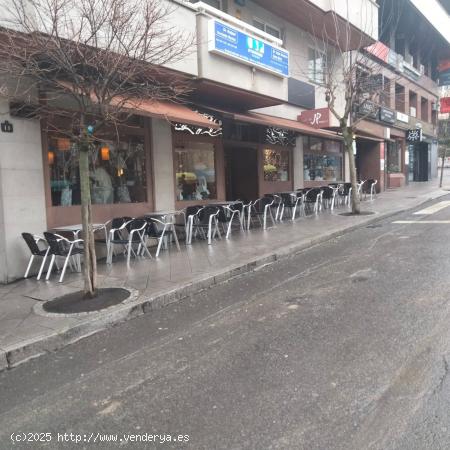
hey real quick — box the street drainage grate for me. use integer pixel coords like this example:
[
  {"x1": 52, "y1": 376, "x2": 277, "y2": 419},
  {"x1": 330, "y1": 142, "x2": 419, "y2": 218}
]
[{"x1": 366, "y1": 224, "x2": 382, "y2": 228}]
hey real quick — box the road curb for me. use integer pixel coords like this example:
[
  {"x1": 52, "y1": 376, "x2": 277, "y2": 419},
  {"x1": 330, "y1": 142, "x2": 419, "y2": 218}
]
[{"x1": 2, "y1": 192, "x2": 447, "y2": 371}]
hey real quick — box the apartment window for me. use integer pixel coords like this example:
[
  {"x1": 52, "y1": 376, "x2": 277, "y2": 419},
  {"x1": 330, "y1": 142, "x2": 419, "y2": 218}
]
[
  {"x1": 409, "y1": 90, "x2": 417, "y2": 117},
  {"x1": 308, "y1": 48, "x2": 326, "y2": 84},
  {"x1": 421, "y1": 97, "x2": 429, "y2": 122},
  {"x1": 395, "y1": 83, "x2": 405, "y2": 113},
  {"x1": 253, "y1": 18, "x2": 281, "y2": 39}
]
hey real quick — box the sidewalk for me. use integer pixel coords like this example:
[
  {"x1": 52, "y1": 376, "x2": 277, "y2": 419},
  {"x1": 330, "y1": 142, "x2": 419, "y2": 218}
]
[{"x1": 1, "y1": 181, "x2": 448, "y2": 371}]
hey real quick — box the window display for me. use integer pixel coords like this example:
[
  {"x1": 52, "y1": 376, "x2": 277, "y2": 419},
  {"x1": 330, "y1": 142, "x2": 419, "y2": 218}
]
[
  {"x1": 263, "y1": 148, "x2": 290, "y2": 182},
  {"x1": 175, "y1": 142, "x2": 217, "y2": 201},
  {"x1": 48, "y1": 134, "x2": 147, "y2": 206},
  {"x1": 303, "y1": 137, "x2": 343, "y2": 182}
]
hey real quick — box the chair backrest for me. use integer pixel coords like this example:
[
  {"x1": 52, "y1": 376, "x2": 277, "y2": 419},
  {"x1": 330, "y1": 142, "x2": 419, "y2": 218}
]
[
  {"x1": 280, "y1": 193, "x2": 295, "y2": 206},
  {"x1": 199, "y1": 206, "x2": 219, "y2": 223},
  {"x1": 229, "y1": 201, "x2": 244, "y2": 212},
  {"x1": 305, "y1": 188, "x2": 321, "y2": 201},
  {"x1": 127, "y1": 218, "x2": 147, "y2": 232},
  {"x1": 253, "y1": 196, "x2": 274, "y2": 213},
  {"x1": 321, "y1": 186, "x2": 334, "y2": 199},
  {"x1": 185, "y1": 205, "x2": 202, "y2": 218},
  {"x1": 22, "y1": 233, "x2": 43, "y2": 256},
  {"x1": 43, "y1": 232, "x2": 65, "y2": 256},
  {"x1": 340, "y1": 183, "x2": 352, "y2": 195}
]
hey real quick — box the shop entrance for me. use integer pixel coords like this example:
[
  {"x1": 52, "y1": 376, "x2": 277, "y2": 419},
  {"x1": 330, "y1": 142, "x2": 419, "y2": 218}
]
[
  {"x1": 355, "y1": 138, "x2": 380, "y2": 185},
  {"x1": 225, "y1": 147, "x2": 259, "y2": 202},
  {"x1": 408, "y1": 142, "x2": 430, "y2": 182}
]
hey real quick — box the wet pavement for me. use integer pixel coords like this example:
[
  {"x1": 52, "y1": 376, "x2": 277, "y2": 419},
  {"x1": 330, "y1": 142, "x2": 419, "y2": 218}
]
[{"x1": 1, "y1": 190, "x2": 450, "y2": 448}]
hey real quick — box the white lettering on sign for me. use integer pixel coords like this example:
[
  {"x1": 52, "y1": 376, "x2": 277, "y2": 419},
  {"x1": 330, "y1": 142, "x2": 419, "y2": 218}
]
[{"x1": 310, "y1": 113, "x2": 322, "y2": 126}]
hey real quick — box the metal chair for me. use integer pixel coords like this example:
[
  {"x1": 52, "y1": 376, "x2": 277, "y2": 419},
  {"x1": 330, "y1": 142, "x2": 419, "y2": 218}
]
[
  {"x1": 144, "y1": 216, "x2": 180, "y2": 258},
  {"x1": 279, "y1": 193, "x2": 303, "y2": 221},
  {"x1": 304, "y1": 188, "x2": 323, "y2": 214},
  {"x1": 43, "y1": 232, "x2": 83, "y2": 282},
  {"x1": 107, "y1": 218, "x2": 151, "y2": 267},
  {"x1": 217, "y1": 202, "x2": 244, "y2": 239},
  {"x1": 321, "y1": 186, "x2": 338, "y2": 210},
  {"x1": 187, "y1": 206, "x2": 222, "y2": 245},
  {"x1": 362, "y1": 179, "x2": 378, "y2": 200},
  {"x1": 21, "y1": 233, "x2": 50, "y2": 280},
  {"x1": 185, "y1": 205, "x2": 204, "y2": 245},
  {"x1": 248, "y1": 197, "x2": 276, "y2": 230}
]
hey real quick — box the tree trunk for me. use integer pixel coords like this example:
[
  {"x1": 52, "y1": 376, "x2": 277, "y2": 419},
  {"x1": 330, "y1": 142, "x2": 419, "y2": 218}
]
[
  {"x1": 342, "y1": 127, "x2": 361, "y2": 214},
  {"x1": 439, "y1": 148, "x2": 447, "y2": 188},
  {"x1": 79, "y1": 128, "x2": 97, "y2": 298}
]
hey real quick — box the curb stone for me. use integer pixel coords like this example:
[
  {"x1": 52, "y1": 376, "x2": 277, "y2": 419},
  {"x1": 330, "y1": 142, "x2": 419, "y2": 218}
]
[
  {"x1": 0, "y1": 349, "x2": 7, "y2": 371},
  {"x1": 1, "y1": 191, "x2": 448, "y2": 371}
]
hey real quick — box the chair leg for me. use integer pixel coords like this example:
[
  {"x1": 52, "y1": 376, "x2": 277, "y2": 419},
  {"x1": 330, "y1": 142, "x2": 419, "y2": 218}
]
[
  {"x1": 24, "y1": 255, "x2": 34, "y2": 278},
  {"x1": 37, "y1": 249, "x2": 49, "y2": 281},
  {"x1": 156, "y1": 229, "x2": 165, "y2": 258},
  {"x1": 46, "y1": 254, "x2": 56, "y2": 281},
  {"x1": 59, "y1": 245, "x2": 75, "y2": 282}
]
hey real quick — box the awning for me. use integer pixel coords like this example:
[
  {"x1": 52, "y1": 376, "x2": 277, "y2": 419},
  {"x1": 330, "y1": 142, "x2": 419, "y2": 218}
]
[
  {"x1": 122, "y1": 99, "x2": 220, "y2": 129},
  {"x1": 355, "y1": 132, "x2": 384, "y2": 143},
  {"x1": 231, "y1": 111, "x2": 342, "y2": 139}
]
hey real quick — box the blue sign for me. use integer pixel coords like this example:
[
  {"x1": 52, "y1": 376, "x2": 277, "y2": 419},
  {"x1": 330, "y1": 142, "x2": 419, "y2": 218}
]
[{"x1": 208, "y1": 20, "x2": 289, "y2": 77}]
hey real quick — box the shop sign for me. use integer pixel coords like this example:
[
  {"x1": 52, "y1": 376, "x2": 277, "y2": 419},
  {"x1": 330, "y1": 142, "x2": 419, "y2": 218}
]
[
  {"x1": 379, "y1": 107, "x2": 396, "y2": 124},
  {"x1": 396, "y1": 111, "x2": 409, "y2": 123},
  {"x1": 208, "y1": 19, "x2": 289, "y2": 77},
  {"x1": 357, "y1": 100, "x2": 379, "y2": 119},
  {"x1": 266, "y1": 127, "x2": 296, "y2": 146},
  {"x1": 0, "y1": 120, "x2": 13, "y2": 133},
  {"x1": 297, "y1": 108, "x2": 330, "y2": 128},
  {"x1": 174, "y1": 112, "x2": 222, "y2": 137},
  {"x1": 406, "y1": 128, "x2": 423, "y2": 142},
  {"x1": 440, "y1": 97, "x2": 450, "y2": 113}
]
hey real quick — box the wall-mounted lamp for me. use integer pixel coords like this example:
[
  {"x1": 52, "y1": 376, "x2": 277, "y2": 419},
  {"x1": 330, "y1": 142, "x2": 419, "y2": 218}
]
[
  {"x1": 101, "y1": 146, "x2": 110, "y2": 161},
  {"x1": 57, "y1": 138, "x2": 70, "y2": 151}
]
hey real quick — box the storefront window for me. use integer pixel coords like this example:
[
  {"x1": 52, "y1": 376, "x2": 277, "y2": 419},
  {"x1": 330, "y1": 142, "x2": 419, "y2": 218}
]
[
  {"x1": 303, "y1": 137, "x2": 343, "y2": 182},
  {"x1": 263, "y1": 148, "x2": 290, "y2": 182},
  {"x1": 175, "y1": 142, "x2": 217, "y2": 201},
  {"x1": 48, "y1": 134, "x2": 147, "y2": 206},
  {"x1": 387, "y1": 141, "x2": 402, "y2": 173}
]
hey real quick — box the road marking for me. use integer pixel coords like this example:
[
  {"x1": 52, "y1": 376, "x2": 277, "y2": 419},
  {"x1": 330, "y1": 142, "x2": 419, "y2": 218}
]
[
  {"x1": 413, "y1": 201, "x2": 450, "y2": 215},
  {"x1": 393, "y1": 220, "x2": 450, "y2": 224}
]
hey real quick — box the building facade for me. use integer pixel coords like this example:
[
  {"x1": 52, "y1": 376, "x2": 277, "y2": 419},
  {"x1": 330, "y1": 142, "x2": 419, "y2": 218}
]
[{"x1": 0, "y1": 0, "x2": 448, "y2": 282}]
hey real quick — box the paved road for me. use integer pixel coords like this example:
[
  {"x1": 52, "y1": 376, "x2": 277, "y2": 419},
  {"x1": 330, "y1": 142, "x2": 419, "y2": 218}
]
[{"x1": 2, "y1": 196, "x2": 450, "y2": 450}]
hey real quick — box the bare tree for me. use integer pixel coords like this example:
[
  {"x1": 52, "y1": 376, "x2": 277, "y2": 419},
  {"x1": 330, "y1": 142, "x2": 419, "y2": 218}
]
[
  {"x1": 304, "y1": 2, "x2": 404, "y2": 214},
  {"x1": 0, "y1": 0, "x2": 193, "y2": 297}
]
